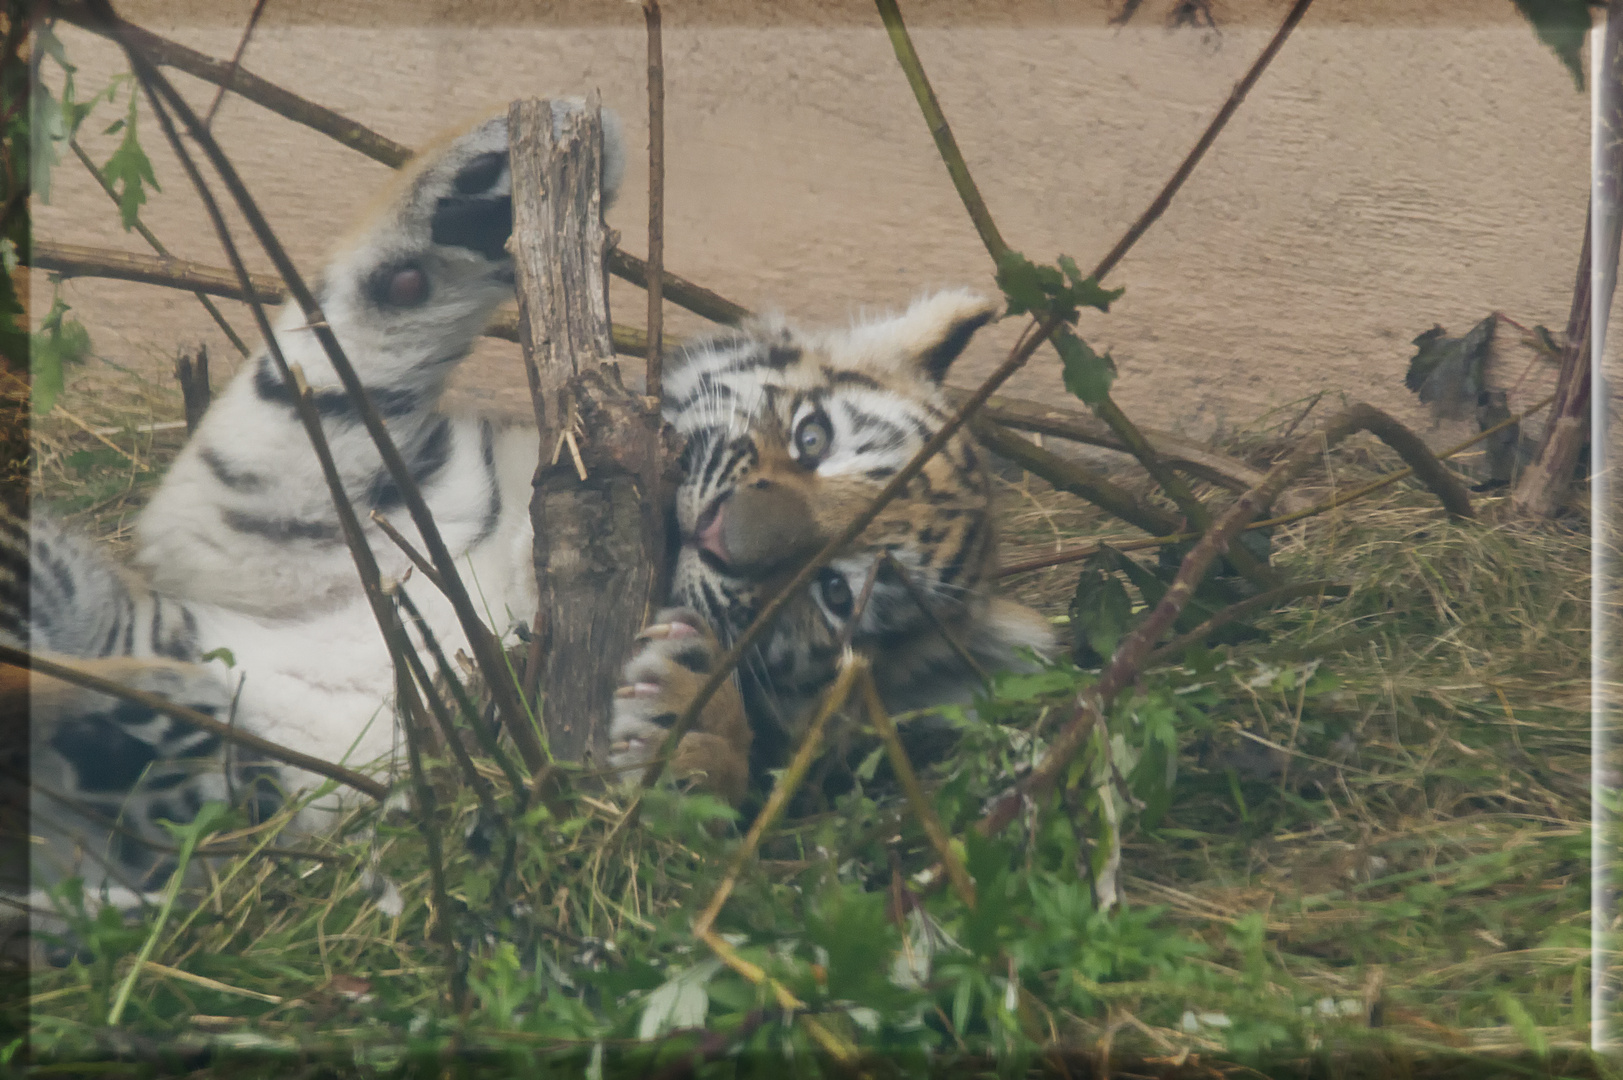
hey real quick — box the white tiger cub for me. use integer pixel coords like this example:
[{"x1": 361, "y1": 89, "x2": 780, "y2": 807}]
[
  {"x1": 13, "y1": 105, "x2": 1054, "y2": 933},
  {"x1": 18, "y1": 109, "x2": 608, "y2": 915}
]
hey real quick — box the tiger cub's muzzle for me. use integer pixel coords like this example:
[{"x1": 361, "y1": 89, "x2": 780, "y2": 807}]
[{"x1": 688, "y1": 479, "x2": 825, "y2": 579}]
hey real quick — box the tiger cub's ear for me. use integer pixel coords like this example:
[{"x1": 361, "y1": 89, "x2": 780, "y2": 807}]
[{"x1": 841, "y1": 289, "x2": 1001, "y2": 384}]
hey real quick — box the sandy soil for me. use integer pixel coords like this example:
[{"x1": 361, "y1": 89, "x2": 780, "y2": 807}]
[{"x1": 29, "y1": 0, "x2": 1585, "y2": 448}]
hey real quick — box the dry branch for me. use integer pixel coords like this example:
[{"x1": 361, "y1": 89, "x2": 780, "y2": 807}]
[
  {"x1": 604, "y1": 247, "x2": 750, "y2": 327},
  {"x1": 0, "y1": 645, "x2": 388, "y2": 800},
  {"x1": 643, "y1": 0, "x2": 666, "y2": 401},
  {"x1": 509, "y1": 96, "x2": 676, "y2": 771},
  {"x1": 996, "y1": 392, "x2": 1542, "y2": 580},
  {"x1": 25, "y1": 240, "x2": 670, "y2": 359},
  {"x1": 963, "y1": 388, "x2": 1304, "y2": 507},
  {"x1": 28, "y1": 238, "x2": 284, "y2": 304},
  {"x1": 59, "y1": 2, "x2": 414, "y2": 167},
  {"x1": 26, "y1": 234, "x2": 1295, "y2": 510},
  {"x1": 970, "y1": 416, "x2": 1182, "y2": 536}
]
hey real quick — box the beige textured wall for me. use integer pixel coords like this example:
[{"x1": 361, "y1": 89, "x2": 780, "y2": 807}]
[{"x1": 31, "y1": 1, "x2": 1588, "y2": 446}]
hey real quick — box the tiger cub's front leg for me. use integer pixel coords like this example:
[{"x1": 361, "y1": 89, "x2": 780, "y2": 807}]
[{"x1": 607, "y1": 608, "x2": 751, "y2": 806}]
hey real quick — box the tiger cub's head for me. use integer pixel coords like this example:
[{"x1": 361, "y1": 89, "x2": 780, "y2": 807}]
[{"x1": 663, "y1": 290, "x2": 1054, "y2": 756}]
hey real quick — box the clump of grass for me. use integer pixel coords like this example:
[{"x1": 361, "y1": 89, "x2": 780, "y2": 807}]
[{"x1": 20, "y1": 374, "x2": 1598, "y2": 1071}]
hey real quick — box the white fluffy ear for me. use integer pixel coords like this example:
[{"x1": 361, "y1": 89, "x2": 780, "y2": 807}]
[{"x1": 833, "y1": 289, "x2": 1001, "y2": 383}]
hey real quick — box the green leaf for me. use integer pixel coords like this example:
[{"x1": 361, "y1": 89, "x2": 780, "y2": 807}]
[
  {"x1": 637, "y1": 959, "x2": 720, "y2": 1039},
  {"x1": 1054, "y1": 327, "x2": 1116, "y2": 405},
  {"x1": 1070, "y1": 557, "x2": 1134, "y2": 665},
  {"x1": 31, "y1": 293, "x2": 93, "y2": 415},
  {"x1": 101, "y1": 87, "x2": 160, "y2": 231},
  {"x1": 201, "y1": 646, "x2": 237, "y2": 667},
  {"x1": 995, "y1": 250, "x2": 1050, "y2": 318},
  {"x1": 806, "y1": 882, "x2": 901, "y2": 1004},
  {"x1": 1494, "y1": 990, "x2": 1550, "y2": 1056},
  {"x1": 1511, "y1": 0, "x2": 1597, "y2": 91}
]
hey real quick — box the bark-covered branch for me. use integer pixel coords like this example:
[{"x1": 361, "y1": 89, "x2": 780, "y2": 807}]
[
  {"x1": 24, "y1": 239, "x2": 666, "y2": 357},
  {"x1": 510, "y1": 96, "x2": 676, "y2": 770},
  {"x1": 28, "y1": 237, "x2": 284, "y2": 303},
  {"x1": 969, "y1": 416, "x2": 1182, "y2": 535}
]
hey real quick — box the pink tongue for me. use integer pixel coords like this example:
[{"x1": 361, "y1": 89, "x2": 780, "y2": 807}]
[{"x1": 693, "y1": 507, "x2": 728, "y2": 563}]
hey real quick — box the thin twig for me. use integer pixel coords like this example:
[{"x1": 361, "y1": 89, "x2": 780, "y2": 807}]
[
  {"x1": 394, "y1": 669, "x2": 466, "y2": 1009},
  {"x1": 1089, "y1": 0, "x2": 1316, "y2": 283},
  {"x1": 1143, "y1": 579, "x2": 1349, "y2": 666},
  {"x1": 688, "y1": 656, "x2": 865, "y2": 1065},
  {"x1": 394, "y1": 586, "x2": 528, "y2": 801},
  {"x1": 692, "y1": 656, "x2": 864, "y2": 938},
  {"x1": 66, "y1": 139, "x2": 250, "y2": 355},
  {"x1": 201, "y1": 0, "x2": 269, "y2": 128},
  {"x1": 389, "y1": 591, "x2": 505, "y2": 828},
  {"x1": 858, "y1": 668, "x2": 976, "y2": 907},
  {"x1": 2, "y1": 644, "x2": 388, "y2": 799},
  {"x1": 970, "y1": 415, "x2": 1181, "y2": 536},
  {"x1": 60, "y1": 3, "x2": 414, "y2": 166},
  {"x1": 875, "y1": 0, "x2": 1007, "y2": 260},
  {"x1": 643, "y1": 0, "x2": 665, "y2": 402},
  {"x1": 994, "y1": 392, "x2": 1554, "y2": 580},
  {"x1": 50, "y1": 402, "x2": 139, "y2": 464},
  {"x1": 369, "y1": 510, "x2": 446, "y2": 594}
]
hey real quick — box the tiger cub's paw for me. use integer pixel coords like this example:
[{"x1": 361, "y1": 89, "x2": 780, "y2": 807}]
[{"x1": 608, "y1": 608, "x2": 751, "y2": 806}]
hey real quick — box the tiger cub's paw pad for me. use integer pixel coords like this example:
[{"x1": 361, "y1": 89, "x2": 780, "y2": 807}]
[{"x1": 608, "y1": 609, "x2": 750, "y2": 805}]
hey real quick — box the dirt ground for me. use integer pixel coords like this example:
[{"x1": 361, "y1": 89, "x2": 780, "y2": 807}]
[{"x1": 30, "y1": 0, "x2": 1584, "y2": 445}]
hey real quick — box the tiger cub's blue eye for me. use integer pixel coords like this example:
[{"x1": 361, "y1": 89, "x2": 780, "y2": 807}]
[{"x1": 794, "y1": 412, "x2": 832, "y2": 464}]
